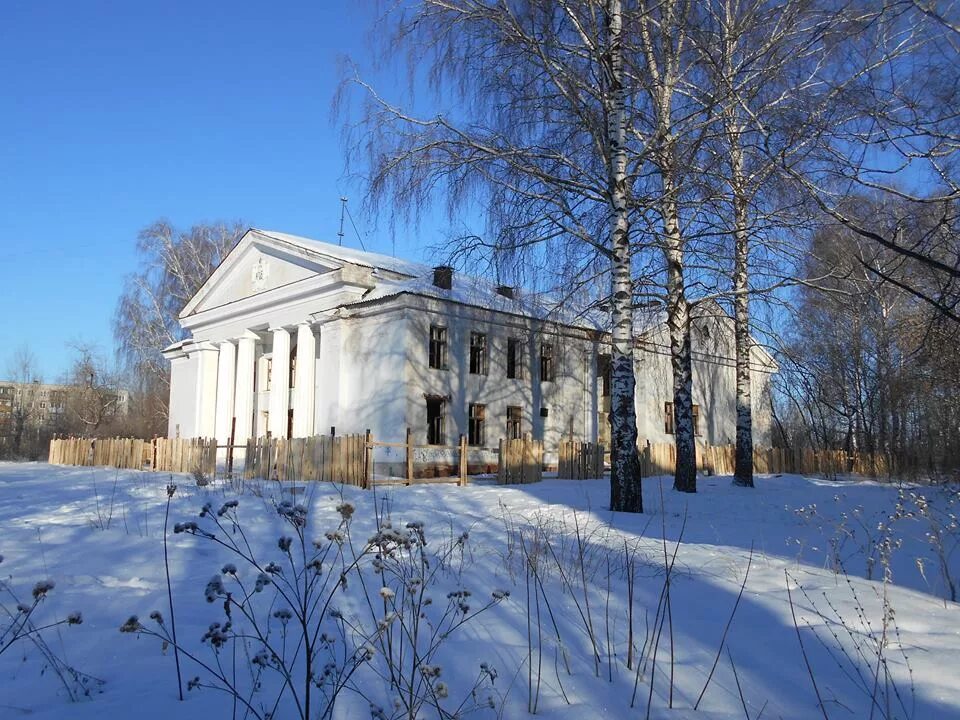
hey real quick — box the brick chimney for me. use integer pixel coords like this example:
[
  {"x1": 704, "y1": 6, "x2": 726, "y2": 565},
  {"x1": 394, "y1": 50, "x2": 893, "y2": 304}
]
[{"x1": 433, "y1": 265, "x2": 453, "y2": 290}]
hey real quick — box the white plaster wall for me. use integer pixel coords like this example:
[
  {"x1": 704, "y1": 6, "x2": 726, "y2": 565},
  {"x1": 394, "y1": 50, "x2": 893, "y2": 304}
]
[
  {"x1": 400, "y1": 297, "x2": 598, "y2": 452},
  {"x1": 335, "y1": 310, "x2": 408, "y2": 439},
  {"x1": 633, "y1": 314, "x2": 775, "y2": 447},
  {"x1": 168, "y1": 354, "x2": 198, "y2": 438}
]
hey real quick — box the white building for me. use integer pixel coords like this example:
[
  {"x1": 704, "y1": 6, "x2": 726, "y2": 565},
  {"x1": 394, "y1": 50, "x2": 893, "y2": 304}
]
[{"x1": 164, "y1": 229, "x2": 776, "y2": 455}]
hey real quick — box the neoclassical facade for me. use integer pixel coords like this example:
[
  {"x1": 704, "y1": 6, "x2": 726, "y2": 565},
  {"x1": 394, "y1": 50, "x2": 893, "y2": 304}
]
[{"x1": 164, "y1": 228, "x2": 776, "y2": 451}]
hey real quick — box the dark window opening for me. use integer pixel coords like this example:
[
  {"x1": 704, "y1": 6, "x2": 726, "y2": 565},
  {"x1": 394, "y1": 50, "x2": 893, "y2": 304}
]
[
  {"x1": 506, "y1": 405, "x2": 522, "y2": 440},
  {"x1": 427, "y1": 396, "x2": 446, "y2": 445},
  {"x1": 469, "y1": 332, "x2": 488, "y2": 375},
  {"x1": 468, "y1": 403, "x2": 486, "y2": 446},
  {"x1": 540, "y1": 343, "x2": 555, "y2": 382},
  {"x1": 507, "y1": 338, "x2": 524, "y2": 379},
  {"x1": 598, "y1": 354, "x2": 612, "y2": 397},
  {"x1": 429, "y1": 326, "x2": 448, "y2": 370},
  {"x1": 289, "y1": 345, "x2": 297, "y2": 388},
  {"x1": 664, "y1": 402, "x2": 701, "y2": 436}
]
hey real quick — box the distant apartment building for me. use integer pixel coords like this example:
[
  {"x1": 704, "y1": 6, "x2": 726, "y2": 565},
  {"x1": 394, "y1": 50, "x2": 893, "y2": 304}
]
[{"x1": 0, "y1": 380, "x2": 129, "y2": 438}]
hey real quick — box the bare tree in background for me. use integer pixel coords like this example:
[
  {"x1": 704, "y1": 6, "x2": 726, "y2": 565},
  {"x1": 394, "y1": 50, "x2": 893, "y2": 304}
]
[
  {"x1": 779, "y1": 1, "x2": 960, "y2": 324},
  {"x1": 5, "y1": 345, "x2": 41, "y2": 457},
  {"x1": 781, "y1": 199, "x2": 960, "y2": 476},
  {"x1": 62, "y1": 343, "x2": 125, "y2": 436},
  {"x1": 114, "y1": 220, "x2": 243, "y2": 430},
  {"x1": 344, "y1": 0, "x2": 646, "y2": 511}
]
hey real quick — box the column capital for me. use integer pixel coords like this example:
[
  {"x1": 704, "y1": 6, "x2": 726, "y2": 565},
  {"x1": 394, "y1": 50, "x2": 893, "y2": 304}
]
[
  {"x1": 190, "y1": 340, "x2": 220, "y2": 354},
  {"x1": 234, "y1": 330, "x2": 261, "y2": 343},
  {"x1": 268, "y1": 325, "x2": 292, "y2": 334}
]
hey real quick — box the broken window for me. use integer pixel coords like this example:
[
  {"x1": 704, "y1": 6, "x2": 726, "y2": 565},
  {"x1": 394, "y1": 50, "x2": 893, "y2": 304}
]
[
  {"x1": 427, "y1": 396, "x2": 446, "y2": 445},
  {"x1": 468, "y1": 403, "x2": 486, "y2": 446},
  {"x1": 664, "y1": 402, "x2": 700, "y2": 436},
  {"x1": 598, "y1": 354, "x2": 612, "y2": 397},
  {"x1": 507, "y1": 338, "x2": 524, "y2": 379},
  {"x1": 469, "y1": 332, "x2": 488, "y2": 375},
  {"x1": 429, "y1": 325, "x2": 448, "y2": 370},
  {"x1": 506, "y1": 405, "x2": 522, "y2": 440},
  {"x1": 540, "y1": 343, "x2": 555, "y2": 382}
]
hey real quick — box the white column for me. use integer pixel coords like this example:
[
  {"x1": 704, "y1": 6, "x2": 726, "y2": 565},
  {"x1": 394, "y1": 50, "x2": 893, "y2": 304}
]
[
  {"x1": 194, "y1": 342, "x2": 220, "y2": 439},
  {"x1": 268, "y1": 326, "x2": 291, "y2": 438},
  {"x1": 233, "y1": 331, "x2": 258, "y2": 443},
  {"x1": 293, "y1": 322, "x2": 316, "y2": 437},
  {"x1": 214, "y1": 340, "x2": 236, "y2": 445},
  {"x1": 315, "y1": 321, "x2": 341, "y2": 434},
  {"x1": 166, "y1": 350, "x2": 189, "y2": 438}
]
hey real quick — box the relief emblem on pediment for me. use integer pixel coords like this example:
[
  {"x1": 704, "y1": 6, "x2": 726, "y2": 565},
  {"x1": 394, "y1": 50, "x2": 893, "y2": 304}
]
[{"x1": 251, "y1": 257, "x2": 270, "y2": 292}]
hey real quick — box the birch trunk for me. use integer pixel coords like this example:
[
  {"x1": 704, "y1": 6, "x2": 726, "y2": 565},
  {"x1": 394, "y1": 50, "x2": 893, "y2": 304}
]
[
  {"x1": 662, "y1": 174, "x2": 697, "y2": 493},
  {"x1": 713, "y1": 0, "x2": 754, "y2": 488},
  {"x1": 640, "y1": 0, "x2": 697, "y2": 493},
  {"x1": 728, "y1": 121, "x2": 754, "y2": 487},
  {"x1": 606, "y1": 0, "x2": 643, "y2": 512}
]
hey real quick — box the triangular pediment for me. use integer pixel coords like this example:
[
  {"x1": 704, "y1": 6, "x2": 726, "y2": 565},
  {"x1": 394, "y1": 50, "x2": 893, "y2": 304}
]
[{"x1": 182, "y1": 230, "x2": 345, "y2": 317}]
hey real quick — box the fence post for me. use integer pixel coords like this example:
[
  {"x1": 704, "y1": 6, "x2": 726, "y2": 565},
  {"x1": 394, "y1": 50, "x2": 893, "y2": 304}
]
[
  {"x1": 405, "y1": 427, "x2": 414, "y2": 485},
  {"x1": 497, "y1": 438, "x2": 505, "y2": 484},
  {"x1": 227, "y1": 418, "x2": 236, "y2": 476},
  {"x1": 365, "y1": 429, "x2": 373, "y2": 490},
  {"x1": 459, "y1": 434, "x2": 467, "y2": 487}
]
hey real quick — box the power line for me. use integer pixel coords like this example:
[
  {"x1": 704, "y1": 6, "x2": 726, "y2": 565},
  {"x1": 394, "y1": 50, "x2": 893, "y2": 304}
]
[
  {"x1": 343, "y1": 200, "x2": 367, "y2": 252},
  {"x1": 337, "y1": 197, "x2": 347, "y2": 246}
]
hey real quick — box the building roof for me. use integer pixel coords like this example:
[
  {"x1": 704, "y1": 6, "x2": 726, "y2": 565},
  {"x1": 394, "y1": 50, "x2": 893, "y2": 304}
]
[
  {"x1": 254, "y1": 229, "x2": 426, "y2": 278},
  {"x1": 180, "y1": 228, "x2": 776, "y2": 371},
  {"x1": 252, "y1": 229, "x2": 610, "y2": 331}
]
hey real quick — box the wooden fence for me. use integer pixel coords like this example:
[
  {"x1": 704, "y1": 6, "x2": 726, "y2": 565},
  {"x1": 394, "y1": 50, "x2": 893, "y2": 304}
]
[
  {"x1": 365, "y1": 429, "x2": 472, "y2": 486},
  {"x1": 641, "y1": 442, "x2": 797, "y2": 477},
  {"x1": 639, "y1": 441, "x2": 914, "y2": 479},
  {"x1": 558, "y1": 439, "x2": 605, "y2": 480},
  {"x1": 153, "y1": 437, "x2": 217, "y2": 475},
  {"x1": 243, "y1": 434, "x2": 370, "y2": 487},
  {"x1": 51, "y1": 432, "x2": 910, "y2": 487},
  {"x1": 497, "y1": 437, "x2": 543, "y2": 485},
  {"x1": 48, "y1": 436, "x2": 216, "y2": 475}
]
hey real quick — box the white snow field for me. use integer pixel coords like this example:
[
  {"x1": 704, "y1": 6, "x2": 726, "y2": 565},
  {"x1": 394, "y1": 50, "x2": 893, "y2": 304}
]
[{"x1": 1, "y1": 462, "x2": 958, "y2": 719}]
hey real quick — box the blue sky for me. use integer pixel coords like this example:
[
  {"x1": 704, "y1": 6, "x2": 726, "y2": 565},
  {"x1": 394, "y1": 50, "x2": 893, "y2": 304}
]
[{"x1": 0, "y1": 1, "x2": 445, "y2": 380}]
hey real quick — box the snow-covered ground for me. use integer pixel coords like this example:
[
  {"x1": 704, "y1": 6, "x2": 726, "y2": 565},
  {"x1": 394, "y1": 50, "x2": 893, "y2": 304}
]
[{"x1": 1, "y1": 462, "x2": 957, "y2": 719}]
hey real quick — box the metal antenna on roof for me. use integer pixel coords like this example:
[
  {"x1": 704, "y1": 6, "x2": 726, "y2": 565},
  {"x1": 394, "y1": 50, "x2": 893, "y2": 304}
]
[{"x1": 337, "y1": 197, "x2": 347, "y2": 246}]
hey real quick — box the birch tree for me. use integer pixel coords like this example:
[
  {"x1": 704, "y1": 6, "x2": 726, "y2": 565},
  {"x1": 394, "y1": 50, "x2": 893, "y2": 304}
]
[
  {"x1": 114, "y1": 220, "x2": 243, "y2": 423},
  {"x1": 632, "y1": 0, "x2": 705, "y2": 493},
  {"x1": 344, "y1": 0, "x2": 646, "y2": 511},
  {"x1": 692, "y1": 0, "x2": 840, "y2": 487}
]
